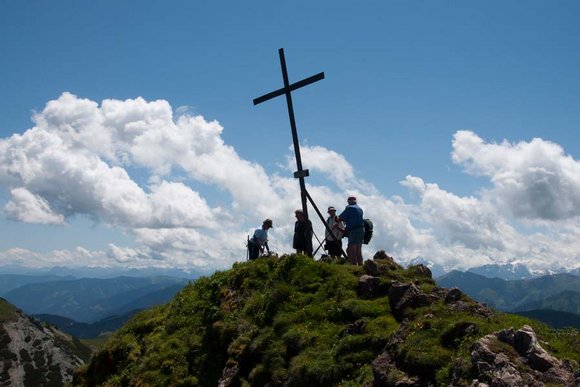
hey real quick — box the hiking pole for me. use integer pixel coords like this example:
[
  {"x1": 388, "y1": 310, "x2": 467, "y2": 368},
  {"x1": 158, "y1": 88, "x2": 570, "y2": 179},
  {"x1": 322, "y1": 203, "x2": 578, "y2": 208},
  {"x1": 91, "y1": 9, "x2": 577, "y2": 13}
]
[
  {"x1": 303, "y1": 189, "x2": 348, "y2": 259},
  {"x1": 312, "y1": 230, "x2": 323, "y2": 258},
  {"x1": 313, "y1": 238, "x2": 326, "y2": 256},
  {"x1": 247, "y1": 235, "x2": 250, "y2": 261}
]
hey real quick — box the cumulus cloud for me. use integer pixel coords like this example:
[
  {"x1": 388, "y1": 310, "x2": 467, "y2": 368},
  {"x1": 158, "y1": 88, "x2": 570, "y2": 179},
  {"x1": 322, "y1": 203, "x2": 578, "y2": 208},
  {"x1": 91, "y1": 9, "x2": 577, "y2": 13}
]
[
  {"x1": 1, "y1": 94, "x2": 579, "y2": 273},
  {"x1": 4, "y1": 187, "x2": 65, "y2": 224},
  {"x1": 452, "y1": 130, "x2": 580, "y2": 221}
]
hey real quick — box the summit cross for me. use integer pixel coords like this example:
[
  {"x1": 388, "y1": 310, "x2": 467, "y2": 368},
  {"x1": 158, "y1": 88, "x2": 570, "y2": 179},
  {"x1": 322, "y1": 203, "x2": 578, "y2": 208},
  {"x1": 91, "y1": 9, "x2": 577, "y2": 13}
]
[{"x1": 253, "y1": 48, "x2": 325, "y2": 219}]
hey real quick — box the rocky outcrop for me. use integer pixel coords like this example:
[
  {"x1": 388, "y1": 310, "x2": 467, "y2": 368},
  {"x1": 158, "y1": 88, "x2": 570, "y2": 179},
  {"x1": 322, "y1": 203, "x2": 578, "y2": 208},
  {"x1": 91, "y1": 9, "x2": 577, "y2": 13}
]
[
  {"x1": 469, "y1": 325, "x2": 579, "y2": 386},
  {"x1": 388, "y1": 282, "x2": 434, "y2": 321},
  {"x1": 0, "y1": 298, "x2": 91, "y2": 387},
  {"x1": 371, "y1": 352, "x2": 420, "y2": 387}
]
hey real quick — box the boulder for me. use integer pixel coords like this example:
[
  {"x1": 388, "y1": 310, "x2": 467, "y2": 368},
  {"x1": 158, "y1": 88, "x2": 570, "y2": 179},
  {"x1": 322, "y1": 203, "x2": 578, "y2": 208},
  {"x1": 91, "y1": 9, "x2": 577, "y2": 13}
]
[
  {"x1": 373, "y1": 251, "x2": 402, "y2": 271},
  {"x1": 388, "y1": 282, "x2": 433, "y2": 321},
  {"x1": 363, "y1": 259, "x2": 380, "y2": 276},
  {"x1": 218, "y1": 360, "x2": 240, "y2": 387},
  {"x1": 407, "y1": 264, "x2": 432, "y2": 279},
  {"x1": 469, "y1": 325, "x2": 576, "y2": 386},
  {"x1": 358, "y1": 275, "x2": 381, "y2": 299}
]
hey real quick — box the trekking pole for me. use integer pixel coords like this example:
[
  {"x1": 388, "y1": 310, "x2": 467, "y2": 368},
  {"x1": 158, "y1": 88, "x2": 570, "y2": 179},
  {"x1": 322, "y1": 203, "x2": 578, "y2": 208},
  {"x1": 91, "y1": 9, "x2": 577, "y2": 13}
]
[
  {"x1": 246, "y1": 235, "x2": 250, "y2": 261},
  {"x1": 313, "y1": 238, "x2": 326, "y2": 256},
  {"x1": 311, "y1": 230, "x2": 323, "y2": 258},
  {"x1": 303, "y1": 189, "x2": 348, "y2": 259}
]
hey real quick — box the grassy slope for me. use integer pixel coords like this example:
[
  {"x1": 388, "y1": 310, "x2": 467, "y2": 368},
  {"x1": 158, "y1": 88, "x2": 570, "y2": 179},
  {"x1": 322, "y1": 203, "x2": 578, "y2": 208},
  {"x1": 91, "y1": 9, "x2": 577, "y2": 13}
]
[
  {"x1": 74, "y1": 255, "x2": 580, "y2": 386},
  {"x1": 0, "y1": 298, "x2": 18, "y2": 322}
]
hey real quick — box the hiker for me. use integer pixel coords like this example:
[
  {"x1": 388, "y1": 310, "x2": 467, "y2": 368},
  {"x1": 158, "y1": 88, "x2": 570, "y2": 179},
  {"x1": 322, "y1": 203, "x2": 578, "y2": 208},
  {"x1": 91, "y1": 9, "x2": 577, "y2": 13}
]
[
  {"x1": 248, "y1": 219, "x2": 273, "y2": 260},
  {"x1": 293, "y1": 209, "x2": 313, "y2": 257},
  {"x1": 339, "y1": 196, "x2": 364, "y2": 265},
  {"x1": 325, "y1": 206, "x2": 345, "y2": 257}
]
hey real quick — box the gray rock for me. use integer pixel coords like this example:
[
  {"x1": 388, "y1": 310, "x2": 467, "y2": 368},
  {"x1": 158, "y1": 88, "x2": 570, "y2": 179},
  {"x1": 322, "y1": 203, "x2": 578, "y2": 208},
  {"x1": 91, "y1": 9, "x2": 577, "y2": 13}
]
[
  {"x1": 388, "y1": 282, "x2": 433, "y2": 321},
  {"x1": 358, "y1": 275, "x2": 381, "y2": 299},
  {"x1": 363, "y1": 259, "x2": 380, "y2": 276},
  {"x1": 218, "y1": 360, "x2": 240, "y2": 387},
  {"x1": 469, "y1": 325, "x2": 576, "y2": 386}
]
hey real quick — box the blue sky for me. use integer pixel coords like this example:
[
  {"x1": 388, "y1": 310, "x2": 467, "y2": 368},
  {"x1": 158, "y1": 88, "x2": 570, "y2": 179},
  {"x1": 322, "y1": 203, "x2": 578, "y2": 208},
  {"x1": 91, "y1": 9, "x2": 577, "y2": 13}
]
[{"x1": 1, "y1": 1, "x2": 579, "y2": 273}]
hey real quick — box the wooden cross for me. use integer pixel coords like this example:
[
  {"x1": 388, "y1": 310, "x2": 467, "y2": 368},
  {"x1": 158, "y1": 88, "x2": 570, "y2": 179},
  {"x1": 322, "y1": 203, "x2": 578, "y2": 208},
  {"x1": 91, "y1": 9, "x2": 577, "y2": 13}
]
[{"x1": 253, "y1": 48, "x2": 325, "y2": 219}]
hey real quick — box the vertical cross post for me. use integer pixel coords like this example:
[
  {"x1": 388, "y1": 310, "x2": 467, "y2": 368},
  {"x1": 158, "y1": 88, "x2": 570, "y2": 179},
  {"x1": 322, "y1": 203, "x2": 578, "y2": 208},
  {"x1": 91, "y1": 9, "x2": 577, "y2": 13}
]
[
  {"x1": 253, "y1": 48, "x2": 325, "y2": 219},
  {"x1": 280, "y1": 49, "x2": 309, "y2": 218}
]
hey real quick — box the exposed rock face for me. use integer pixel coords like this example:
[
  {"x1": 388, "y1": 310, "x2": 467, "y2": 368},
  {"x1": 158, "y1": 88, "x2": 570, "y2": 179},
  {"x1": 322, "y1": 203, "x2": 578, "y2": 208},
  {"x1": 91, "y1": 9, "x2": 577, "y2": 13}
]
[
  {"x1": 0, "y1": 298, "x2": 90, "y2": 387},
  {"x1": 470, "y1": 325, "x2": 578, "y2": 386}
]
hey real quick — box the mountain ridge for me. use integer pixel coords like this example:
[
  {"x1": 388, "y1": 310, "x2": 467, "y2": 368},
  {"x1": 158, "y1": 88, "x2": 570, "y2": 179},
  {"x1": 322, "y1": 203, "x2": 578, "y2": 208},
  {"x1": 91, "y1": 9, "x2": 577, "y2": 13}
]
[
  {"x1": 74, "y1": 253, "x2": 580, "y2": 386},
  {"x1": 3, "y1": 275, "x2": 190, "y2": 322}
]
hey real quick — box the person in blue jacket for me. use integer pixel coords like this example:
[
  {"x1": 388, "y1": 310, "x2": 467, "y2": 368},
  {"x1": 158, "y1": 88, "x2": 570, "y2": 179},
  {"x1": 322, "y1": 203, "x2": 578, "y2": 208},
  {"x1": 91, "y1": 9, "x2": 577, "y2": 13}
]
[{"x1": 339, "y1": 196, "x2": 364, "y2": 265}]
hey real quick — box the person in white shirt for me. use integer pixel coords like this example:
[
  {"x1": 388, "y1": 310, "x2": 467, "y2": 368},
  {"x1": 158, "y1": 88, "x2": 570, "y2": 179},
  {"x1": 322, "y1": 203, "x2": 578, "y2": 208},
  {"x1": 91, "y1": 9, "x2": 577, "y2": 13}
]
[
  {"x1": 325, "y1": 206, "x2": 345, "y2": 257},
  {"x1": 248, "y1": 219, "x2": 273, "y2": 260}
]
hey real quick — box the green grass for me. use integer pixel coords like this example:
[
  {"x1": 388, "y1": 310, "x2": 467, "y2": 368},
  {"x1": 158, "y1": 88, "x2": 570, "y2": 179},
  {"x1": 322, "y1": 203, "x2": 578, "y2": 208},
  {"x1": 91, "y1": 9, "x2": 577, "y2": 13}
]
[
  {"x1": 0, "y1": 299, "x2": 18, "y2": 322},
  {"x1": 73, "y1": 254, "x2": 580, "y2": 386}
]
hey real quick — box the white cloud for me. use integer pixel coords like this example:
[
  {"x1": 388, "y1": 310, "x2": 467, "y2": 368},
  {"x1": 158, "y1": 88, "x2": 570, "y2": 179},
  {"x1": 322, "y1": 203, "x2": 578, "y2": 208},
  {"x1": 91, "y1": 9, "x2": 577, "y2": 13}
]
[
  {"x1": 1, "y1": 94, "x2": 579, "y2": 273},
  {"x1": 452, "y1": 130, "x2": 580, "y2": 221},
  {"x1": 4, "y1": 187, "x2": 65, "y2": 224}
]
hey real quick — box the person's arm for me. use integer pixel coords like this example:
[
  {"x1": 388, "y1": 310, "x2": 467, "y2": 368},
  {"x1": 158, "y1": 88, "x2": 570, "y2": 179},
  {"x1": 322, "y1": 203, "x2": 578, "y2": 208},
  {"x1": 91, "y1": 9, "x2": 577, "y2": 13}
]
[{"x1": 334, "y1": 220, "x2": 345, "y2": 234}]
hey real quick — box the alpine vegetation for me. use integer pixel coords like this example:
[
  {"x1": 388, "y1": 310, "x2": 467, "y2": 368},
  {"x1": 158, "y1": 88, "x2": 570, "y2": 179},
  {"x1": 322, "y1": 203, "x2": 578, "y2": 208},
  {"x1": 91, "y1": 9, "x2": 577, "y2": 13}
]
[{"x1": 74, "y1": 253, "x2": 580, "y2": 386}]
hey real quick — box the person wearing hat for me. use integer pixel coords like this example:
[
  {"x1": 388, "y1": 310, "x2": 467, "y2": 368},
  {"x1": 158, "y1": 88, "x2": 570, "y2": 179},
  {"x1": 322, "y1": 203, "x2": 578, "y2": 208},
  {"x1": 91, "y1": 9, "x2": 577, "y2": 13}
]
[
  {"x1": 339, "y1": 196, "x2": 364, "y2": 265},
  {"x1": 293, "y1": 209, "x2": 313, "y2": 257},
  {"x1": 325, "y1": 206, "x2": 345, "y2": 257},
  {"x1": 248, "y1": 218, "x2": 273, "y2": 260}
]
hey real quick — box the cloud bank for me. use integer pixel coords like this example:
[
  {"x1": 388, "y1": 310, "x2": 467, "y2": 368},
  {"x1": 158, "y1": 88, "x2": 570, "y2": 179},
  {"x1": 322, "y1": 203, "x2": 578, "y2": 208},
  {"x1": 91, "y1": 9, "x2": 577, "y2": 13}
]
[{"x1": 1, "y1": 94, "x2": 579, "y2": 272}]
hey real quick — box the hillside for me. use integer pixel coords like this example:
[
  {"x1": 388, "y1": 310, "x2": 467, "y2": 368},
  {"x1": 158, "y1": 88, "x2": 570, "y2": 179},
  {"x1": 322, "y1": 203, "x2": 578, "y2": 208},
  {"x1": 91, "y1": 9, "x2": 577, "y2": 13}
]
[
  {"x1": 75, "y1": 253, "x2": 580, "y2": 386},
  {"x1": 0, "y1": 298, "x2": 92, "y2": 386},
  {"x1": 4, "y1": 276, "x2": 189, "y2": 322},
  {"x1": 516, "y1": 310, "x2": 580, "y2": 330},
  {"x1": 437, "y1": 271, "x2": 580, "y2": 313},
  {"x1": 517, "y1": 290, "x2": 580, "y2": 315}
]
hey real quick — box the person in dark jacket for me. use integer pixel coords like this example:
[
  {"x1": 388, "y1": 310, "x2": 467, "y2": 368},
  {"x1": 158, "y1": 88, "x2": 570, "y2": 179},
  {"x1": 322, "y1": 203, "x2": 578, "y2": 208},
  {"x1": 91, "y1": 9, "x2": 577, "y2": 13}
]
[{"x1": 293, "y1": 209, "x2": 313, "y2": 257}]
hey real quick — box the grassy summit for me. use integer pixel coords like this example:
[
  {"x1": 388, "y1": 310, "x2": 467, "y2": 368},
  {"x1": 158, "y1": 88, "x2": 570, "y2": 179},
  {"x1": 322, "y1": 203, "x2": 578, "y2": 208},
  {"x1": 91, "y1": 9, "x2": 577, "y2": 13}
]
[{"x1": 74, "y1": 253, "x2": 580, "y2": 386}]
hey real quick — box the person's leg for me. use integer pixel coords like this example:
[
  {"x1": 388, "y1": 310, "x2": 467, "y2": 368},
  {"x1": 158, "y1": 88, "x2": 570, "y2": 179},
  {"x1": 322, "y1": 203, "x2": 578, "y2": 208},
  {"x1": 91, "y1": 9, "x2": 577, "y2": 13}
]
[
  {"x1": 346, "y1": 244, "x2": 357, "y2": 264},
  {"x1": 327, "y1": 240, "x2": 338, "y2": 256},
  {"x1": 248, "y1": 243, "x2": 259, "y2": 260},
  {"x1": 356, "y1": 244, "x2": 363, "y2": 265},
  {"x1": 350, "y1": 228, "x2": 364, "y2": 265}
]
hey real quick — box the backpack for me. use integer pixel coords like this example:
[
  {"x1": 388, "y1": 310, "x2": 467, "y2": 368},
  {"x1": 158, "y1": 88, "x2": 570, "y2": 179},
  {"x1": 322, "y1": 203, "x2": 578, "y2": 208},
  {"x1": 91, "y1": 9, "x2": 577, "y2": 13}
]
[{"x1": 363, "y1": 219, "x2": 373, "y2": 244}]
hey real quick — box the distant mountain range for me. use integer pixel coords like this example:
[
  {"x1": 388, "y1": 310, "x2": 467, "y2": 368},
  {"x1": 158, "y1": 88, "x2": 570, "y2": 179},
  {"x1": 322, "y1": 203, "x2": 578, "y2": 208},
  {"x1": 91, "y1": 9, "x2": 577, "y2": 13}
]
[
  {"x1": 0, "y1": 273, "x2": 75, "y2": 296},
  {"x1": 34, "y1": 309, "x2": 141, "y2": 339},
  {"x1": 2, "y1": 275, "x2": 191, "y2": 323},
  {"x1": 407, "y1": 257, "x2": 579, "y2": 280},
  {"x1": 0, "y1": 265, "x2": 207, "y2": 279},
  {"x1": 437, "y1": 271, "x2": 580, "y2": 328}
]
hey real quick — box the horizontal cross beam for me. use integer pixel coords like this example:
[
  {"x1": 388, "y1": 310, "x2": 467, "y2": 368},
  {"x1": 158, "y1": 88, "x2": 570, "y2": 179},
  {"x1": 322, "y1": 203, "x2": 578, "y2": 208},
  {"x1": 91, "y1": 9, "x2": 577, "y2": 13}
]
[{"x1": 253, "y1": 72, "x2": 325, "y2": 106}]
